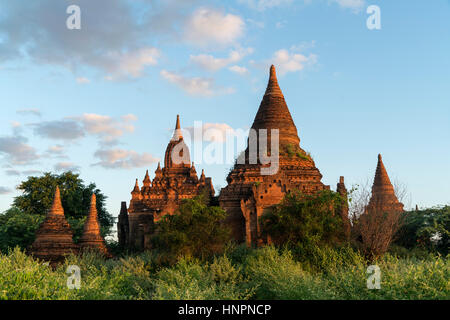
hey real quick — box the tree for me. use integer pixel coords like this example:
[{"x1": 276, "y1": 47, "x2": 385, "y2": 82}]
[
  {"x1": 0, "y1": 207, "x2": 44, "y2": 253},
  {"x1": 151, "y1": 195, "x2": 232, "y2": 261},
  {"x1": 12, "y1": 172, "x2": 114, "y2": 241},
  {"x1": 395, "y1": 206, "x2": 449, "y2": 255},
  {"x1": 261, "y1": 190, "x2": 347, "y2": 248}
]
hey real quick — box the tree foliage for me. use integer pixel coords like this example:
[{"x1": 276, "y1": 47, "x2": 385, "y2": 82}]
[
  {"x1": 12, "y1": 171, "x2": 114, "y2": 241},
  {"x1": 395, "y1": 206, "x2": 449, "y2": 255},
  {"x1": 151, "y1": 195, "x2": 232, "y2": 261},
  {"x1": 261, "y1": 190, "x2": 347, "y2": 248},
  {"x1": 0, "y1": 207, "x2": 44, "y2": 253}
]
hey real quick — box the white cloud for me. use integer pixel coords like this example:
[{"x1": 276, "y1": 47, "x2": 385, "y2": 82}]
[
  {"x1": 0, "y1": 186, "x2": 12, "y2": 195},
  {"x1": 269, "y1": 49, "x2": 318, "y2": 75},
  {"x1": 16, "y1": 108, "x2": 42, "y2": 117},
  {"x1": 190, "y1": 48, "x2": 253, "y2": 72},
  {"x1": 103, "y1": 48, "x2": 160, "y2": 81},
  {"x1": 0, "y1": 135, "x2": 40, "y2": 165},
  {"x1": 332, "y1": 0, "x2": 365, "y2": 11},
  {"x1": 93, "y1": 149, "x2": 159, "y2": 169},
  {"x1": 184, "y1": 8, "x2": 245, "y2": 47},
  {"x1": 76, "y1": 77, "x2": 91, "y2": 84},
  {"x1": 229, "y1": 65, "x2": 249, "y2": 75},
  {"x1": 73, "y1": 113, "x2": 137, "y2": 145},
  {"x1": 184, "y1": 123, "x2": 245, "y2": 143},
  {"x1": 32, "y1": 120, "x2": 85, "y2": 141},
  {"x1": 54, "y1": 162, "x2": 81, "y2": 172},
  {"x1": 32, "y1": 113, "x2": 137, "y2": 145},
  {"x1": 239, "y1": 0, "x2": 293, "y2": 11},
  {"x1": 160, "y1": 70, "x2": 235, "y2": 97}
]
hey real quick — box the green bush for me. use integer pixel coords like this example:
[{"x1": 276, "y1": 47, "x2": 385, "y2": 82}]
[{"x1": 152, "y1": 256, "x2": 252, "y2": 300}]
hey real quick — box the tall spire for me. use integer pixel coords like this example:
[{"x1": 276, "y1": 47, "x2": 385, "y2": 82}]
[
  {"x1": 367, "y1": 154, "x2": 404, "y2": 213},
  {"x1": 250, "y1": 65, "x2": 301, "y2": 149},
  {"x1": 50, "y1": 186, "x2": 64, "y2": 216},
  {"x1": 79, "y1": 193, "x2": 111, "y2": 257},
  {"x1": 372, "y1": 154, "x2": 394, "y2": 194},
  {"x1": 172, "y1": 114, "x2": 183, "y2": 141}
]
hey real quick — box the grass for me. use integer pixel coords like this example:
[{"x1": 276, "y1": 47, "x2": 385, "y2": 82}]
[{"x1": 0, "y1": 246, "x2": 448, "y2": 300}]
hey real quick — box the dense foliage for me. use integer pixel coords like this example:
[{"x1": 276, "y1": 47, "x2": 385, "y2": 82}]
[
  {"x1": 261, "y1": 190, "x2": 346, "y2": 248},
  {"x1": 0, "y1": 246, "x2": 448, "y2": 300},
  {"x1": 150, "y1": 195, "x2": 232, "y2": 262},
  {"x1": 395, "y1": 206, "x2": 449, "y2": 255},
  {"x1": 0, "y1": 207, "x2": 44, "y2": 253}
]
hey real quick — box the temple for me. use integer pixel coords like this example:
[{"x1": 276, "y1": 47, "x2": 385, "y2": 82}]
[
  {"x1": 219, "y1": 65, "x2": 343, "y2": 247},
  {"x1": 123, "y1": 115, "x2": 215, "y2": 249},
  {"x1": 366, "y1": 154, "x2": 404, "y2": 214},
  {"x1": 79, "y1": 193, "x2": 111, "y2": 257},
  {"x1": 29, "y1": 187, "x2": 79, "y2": 265}
]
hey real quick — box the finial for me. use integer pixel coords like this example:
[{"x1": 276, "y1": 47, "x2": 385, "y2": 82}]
[
  {"x1": 172, "y1": 115, "x2": 183, "y2": 140},
  {"x1": 339, "y1": 176, "x2": 345, "y2": 184},
  {"x1": 378, "y1": 154, "x2": 382, "y2": 161}
]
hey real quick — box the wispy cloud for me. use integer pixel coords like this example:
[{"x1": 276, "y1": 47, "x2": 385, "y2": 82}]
[
  {"x1": 93, "y1": 149, "x2": 159, "y2": 169},
  {"x1": 190, "y1": 48, "x2": 253, "y2": 72},
  {"x1": 0, "y1": 186, "x2": 12, "y2": 195},
  {"x1": 160, "y1": 70, "x2": 235, "y2": 97},
  {"x1": 0, "y1": 134, "x2": 40, "y2": 165},
  {"x1": 16, "y1": 108, "x2": 42, "y2": 117},
  {"x1": 54, "y1": 162, "x2": 81, "y2": 172}
]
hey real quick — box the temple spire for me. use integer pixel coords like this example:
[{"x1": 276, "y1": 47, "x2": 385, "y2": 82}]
[
  {"x1": 172, "y1": 114, "x2": 183, "y2": 141},
  {"x1": 250, "y1": 64, "x2": 301, "y2": 150},
  {"x1": 367, "y1": 154, "x2": 404, "y2": 214},
  {"x1": 50, "y1": 186, "x2": 64, "y2": 216},
  {"x1": 372, "y1": 154, "x2": 394, "y2": 193},
  {"x1": 143, "y1": 170, "x2": 151, "y2": 187}
]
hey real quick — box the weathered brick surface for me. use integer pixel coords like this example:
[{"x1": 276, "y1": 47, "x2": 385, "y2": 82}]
[
  {"x1": 29, "y1": 187, "x2": 79, "y2": 265},
  {"x1": 123, "y1": 115, "x2": 215, "y2": 250},
  {"x1": 219, "y1": 65, "x2": 331, "y2": 246},
  {"x1": 79, "y1": 194, "x2": 111, "y2": 257}
]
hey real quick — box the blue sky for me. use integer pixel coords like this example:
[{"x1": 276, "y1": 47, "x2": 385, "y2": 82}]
[{"x1": 0, "y1": 0, "x2": 449, "y2": 222}]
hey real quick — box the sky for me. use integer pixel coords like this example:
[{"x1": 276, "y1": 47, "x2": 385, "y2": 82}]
[{"x1": 0, "y1": 0, "x2": 449, "y2": 225}]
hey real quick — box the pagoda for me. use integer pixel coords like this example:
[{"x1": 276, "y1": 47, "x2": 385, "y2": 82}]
[
  {"x1": 79, "y1": 193, "x2": 111, "y2": 257},
  {"x1": 123, "y1": 115, "x2": 215, "y2": 250},
  {"x1": 366, "y1": 154, "x2": 404, "y2": 214},
  {"x1": 29, "y1": 186, "x2": 79, "y2": 265},
  {"x1": 219, "y1": 65, "x2": 333, "y2": 247}
]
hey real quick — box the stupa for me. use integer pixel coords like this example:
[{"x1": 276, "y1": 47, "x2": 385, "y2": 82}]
[
  {"x1": 29, "y1": 186, "x2": 79, "y2": 265},
  {"x1": 366, "y1": 154, "x2": 404, "y2": 214},
  {"x1": 219, "y1": 65, "x2": 332, "y2": 246},
  {"x1": 79, "y1": 193, "x2": 111, "y2": 257}
]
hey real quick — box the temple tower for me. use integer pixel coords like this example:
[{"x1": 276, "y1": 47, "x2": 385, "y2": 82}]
[
  {"x1": 29, "y1": 186, "x2": 78, "y2": 265},
  {"x1": 366, "y1": 154, "x2": 404, "y2": 214},
  {"x1": 219, "y1": 65, "x2": 329, "y2": 247},
  {"x1": 125, "y1": 115, "x2": 215, "y2": 250},
  {"x1": 79, "y1": 194, "x2": 111, "y2": 257}
]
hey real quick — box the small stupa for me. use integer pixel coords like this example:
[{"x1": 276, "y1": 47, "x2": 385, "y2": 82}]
[
  {"x1": 79, "y1": 193, "x2": 111, "y2": 257},
  {"x1": 29, "y1": 186, "x2": 79, "y2": 265}
]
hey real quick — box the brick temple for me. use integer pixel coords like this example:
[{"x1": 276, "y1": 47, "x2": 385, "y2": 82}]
[
  {"x1": 29, "y1": 187, "x2": 79, "y2": 265},
  {"x1": 219, "y1": 65, "x2": 347, "y2": 246},
  {"x1": 366, "y1": 154, "x2": 404, "y2": 214},
  {"x1": 120, "y1": 115, "x2": 215, "y2": 249},
  {"x1": 79, "y1": 193, "x2": 111, "y2": 257}
]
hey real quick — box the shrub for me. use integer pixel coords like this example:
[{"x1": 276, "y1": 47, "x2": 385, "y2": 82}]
[
  {"x1": 151, "y1": 195, "x2": 232, "y2": 262},
  {"x1": 261, "y1": 190, "x2": 347, "y2": 248},
  {"x1": 152, "y1": 256, "x2": 252, "y2": 300}
]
